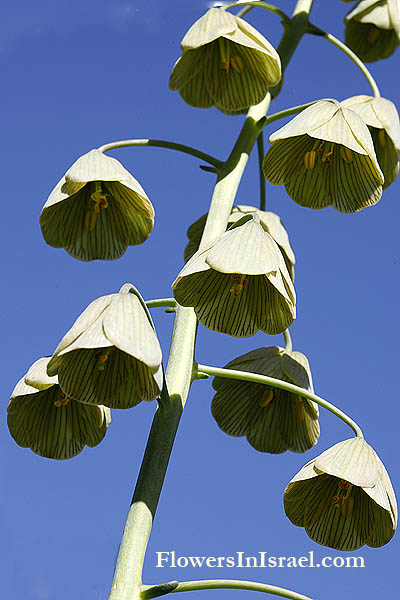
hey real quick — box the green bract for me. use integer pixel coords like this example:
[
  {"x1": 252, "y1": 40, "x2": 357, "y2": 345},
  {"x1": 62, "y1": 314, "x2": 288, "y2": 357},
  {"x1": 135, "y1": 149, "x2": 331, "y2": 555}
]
[
  {"x1": 341, "y1": 94, "x2": 400, "y2": 188},
  {"x1": 169, "y1": 7, "x2": 281, "y2": 113},
  {"x1": 40, "y1": 149, "x2": 155, "y2": 261},
  {"x1": 345, "y1": 0, "x2": 400, "y2": 62},
  {"x1": 211, "y1": 346, "x2": 319, "y2": 454},
  {"x1": 262, "y1": 99, "x2": 384, "y2": 213},
  {"x1": 184, "y1": 205, "x2": 295, "y2": 281},
  {"x1": 284, "y1": 437, "x2": 397, "y2": 550},
  {"x1": 47, "y1": 284, "x2": 163, "y2": 409},
  {"x1": 172, "y1": 214, "x2": 296, "y2": 337},
  {"x1": 8, "y1": 357, "x2": 110, "y2": 460}
]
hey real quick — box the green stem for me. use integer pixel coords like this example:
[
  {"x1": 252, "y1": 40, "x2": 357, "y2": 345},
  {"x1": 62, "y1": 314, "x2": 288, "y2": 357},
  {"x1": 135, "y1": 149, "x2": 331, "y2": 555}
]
[
  {"x1": 257, "y1": 132, "x2": 266, "y2": 211},
  {"x1": 225, "y1": 1, "x2": 291, "y2": 24},
  {"x1": 264, "y1": 101, "x2": 315, "y2": 127},
  {"x1": 142, "y1": 580, "x2": 312, "y2": 600},
  {"x1": 196, "y1": 363, "x2": 364, "y2": 438},
  {"x1": 98, "y1": 139, "x2": 223, "y2": 168},
  {"x1": 283, "y1": 329, "x2": 292, "y2": 353},
  {"x1": 146, "y1": 298, "x2": 177, "y2": 309},
  {"x1": 308, "y1": 26, "x2": 381, "y2": 98}
]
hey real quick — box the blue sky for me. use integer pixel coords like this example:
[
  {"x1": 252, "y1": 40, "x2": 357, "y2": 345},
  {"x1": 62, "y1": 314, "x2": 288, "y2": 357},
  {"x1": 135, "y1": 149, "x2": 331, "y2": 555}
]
[{"x1": 2, "y1": 1, "x2": 399, "y2": 599}]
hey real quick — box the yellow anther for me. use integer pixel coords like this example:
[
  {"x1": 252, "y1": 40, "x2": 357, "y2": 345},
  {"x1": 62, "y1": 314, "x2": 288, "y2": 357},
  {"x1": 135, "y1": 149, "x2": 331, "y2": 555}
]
[
  {"x1": 85, "y1": 210, "x2": 97, "y2": 231},
  {"x1": 331, "y1": 495, "x2": 340, "y2": 506},
  {"x1": 230, "y1": 55, "x2": 243, "y2": 73},
  {"x1": 229, "y1": 274, "x2": 248, "y2": 297},
  {"x1": 341, "y1": 496, "x2": 354, "y2": 517},
  {"x1": 367, "y1": 26, "x2": 380, "y2": 45},
  {"x1": 96, "y1": 347, "x2": 115, "y2": 371},
  {"x1": 218, "y1": 38, "x2": 230, "y2": 72},
  {"x1": 296, "y1": 399, "x2": 305, "y2": 421},
  {"x1": 379, "y1": 129, "x2": 387, "y2": 147},
  {"x1": 304, "y1": 150, "x2": 316, "y2": 169},
  {"x1": 54, "y1": 393, "x2": 71, "y2": 407},
  {"x1": 321, "y1": 150, "x2": 333, "y2": 163},
  {"x1": 340, "y1": 146, "x2": 353, "y2": 163},
  {"x1": 259, "y1": 390, "x2": 274, "y2": 407}
]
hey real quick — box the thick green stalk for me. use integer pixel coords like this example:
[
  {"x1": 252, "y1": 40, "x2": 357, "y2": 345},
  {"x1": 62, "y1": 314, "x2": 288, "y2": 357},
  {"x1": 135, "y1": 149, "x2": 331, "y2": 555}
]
[
  {"x1": 196, "y1": 363, "x2": 364, "y2": 438},
  {"x1": 108, "y1": 2, "x2": 316, "y2": 598}
]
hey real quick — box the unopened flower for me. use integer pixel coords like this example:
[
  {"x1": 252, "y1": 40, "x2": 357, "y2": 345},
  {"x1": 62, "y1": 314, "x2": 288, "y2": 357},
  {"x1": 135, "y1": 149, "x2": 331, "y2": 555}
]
[
  {"x1": 40, "y1": 149, "x2": 154, "y2": 261},
  {"x1": 8, "y1": 357, "x2": 110, "y2": 460},
  {"x1": 263, "y1": 99, "x2": 384, "y2": 213},
  {"x1": 284, "y1": 437, "x2": 397, "y2": 550},
  {"x1": 169, "y1": 7, "x2": 281, "y2": 113},
  {"x1": 345, "y1": 0, "x2": 400, "y2": 62},
  {"x1": 47, "y1": 284, "x2": 163, "y2": 409},
  {"x1": 184, "y1": 205, "x2": 295, "y2": 281},
  {"x1": 341, "y1": 94, "x2": 400, "y2": 188},
  {"x1": 172, "y1": 214, "x2": 295, "y2": 337},
  {"x1": 212, "y1": 346, "x2": 319, "y2": 453}
]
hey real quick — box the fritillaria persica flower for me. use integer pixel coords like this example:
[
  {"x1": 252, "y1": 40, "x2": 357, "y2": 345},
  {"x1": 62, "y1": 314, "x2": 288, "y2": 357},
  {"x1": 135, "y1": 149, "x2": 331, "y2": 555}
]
[
  {"x1": 47, "y1": 284, "x2": 163, "y2": 409},
  {"x1": 284, "y1": 437, "x2": 397, "y2": 550},
  {"x1": 341, "y1": 94, "x2": 400, "y2": 188},
  {"x1": 169, "y1": 7, "x2": 281, "y2": 113},
  {"x1": 184, "y1": 205, "x2": 295, "y2": 281},
  {"x1": 8, "y1": 357, "x2": 110, "y2": 460},
  {"x1": 40, "y1": 149, "x2": 155, "y2": 261},
  {"x1": 172, "y1": 214, "x2": 296, "y2": 337},
  {"x1": 262, "y1": 99, "x2": 384, "y2": 212},
  {"x1": 211, "y1": 346, "x2": 319, "y2": 454},
  {"x1": 345, "y1": 0, "x2": 400, "y2": 62}
]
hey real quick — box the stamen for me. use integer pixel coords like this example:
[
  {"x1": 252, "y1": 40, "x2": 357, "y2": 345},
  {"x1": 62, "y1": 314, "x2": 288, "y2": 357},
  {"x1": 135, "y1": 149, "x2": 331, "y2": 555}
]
[
  {"x1": 367, "y1": 26, "x2": 380, "y2": 45},
  {"x1": 54, "y1": 392, "x2": 71, "y2": 407},
  {"x1": 218, "y1": 38, "x2": 230, "y2": 72},
  {"x1": 304, "y1": 151, "x2": 316, "y2": 169},
  {"x1": 259, "y1": 390, "x2": 274, "y2": 407},
  {"x1": 85, "y1": 211, "x2": 97, "y2": 231},
  {"x1": 230, "y1": 55, "x2": 243, "y2": 73},
  {"x1": 340, "y1": 146, "x2": 353, "y2": 163},
  {"x1": 229, "y1": 274, "x2": 248, "y2": 297},
  {"x1": 378, "y1": 129, "x2": 387, "y2": 147}
]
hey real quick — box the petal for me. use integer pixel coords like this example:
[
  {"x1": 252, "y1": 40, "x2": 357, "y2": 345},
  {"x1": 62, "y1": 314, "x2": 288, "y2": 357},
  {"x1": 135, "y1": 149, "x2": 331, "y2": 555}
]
[
  {"x1": 181, "y1": 8, "x2": 237, "y2": 50},
  {"x1": 263, "y1": 136, "x2": 315, "y2": 186},
  {"x1": 281, "y1": 351, "x2": 313, "y2": 392},
  {"x1": 315, "y1": 437, "x2": 378, "y2": 487},
  {"x1": 269, "y1": 100, "x2": 339, "y2": 143},
  {"x1": 24, "y1": 357, "x2": 58, "y2": 391},
  {"x1": 65, "y1": 149, "x2": 132, "y2": 184}
]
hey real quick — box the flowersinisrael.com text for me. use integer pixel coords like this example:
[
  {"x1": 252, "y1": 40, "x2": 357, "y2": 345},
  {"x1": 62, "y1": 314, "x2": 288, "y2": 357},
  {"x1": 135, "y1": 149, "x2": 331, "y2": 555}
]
[{"x1": 155, "y1": 551, "x2": 365, "y2": 569}]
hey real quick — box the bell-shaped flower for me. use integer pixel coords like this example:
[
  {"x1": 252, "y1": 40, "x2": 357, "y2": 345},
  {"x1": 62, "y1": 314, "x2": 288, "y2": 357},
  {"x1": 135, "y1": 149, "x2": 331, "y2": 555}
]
[
  {"x1": 40, "y1": 149, "x2": 155, "y2": 261},
  {"x1": 263, "y1": 99, "x2": 384, "y2": 213},
  {"x1": 341, "y1": 94, "x2": 400, "y2": 188},
  {"x1": 345, "y1": 0, "x2": 400, "y2": 62},
  {"x1": 8, "y1": 357, "x2": 110, "y2": 460},
  {"x1": 284, "y1": 437, "x2": 397, "y2": 550},
  {"x1": 184, "y1": 205, "x2": 295, "y2": 281},
  {"x1": 47, "y1": 284, "x2": 163, "y2": 409},
  {"x1": 212, "y1": 346, "x2": 319, "y2": 454},
  {"x1": 169, "y1": 7, "x2": 281, "y2": 113},
  {"x1": 172, "y1": 214, "x2": 296, "y2": 337}
]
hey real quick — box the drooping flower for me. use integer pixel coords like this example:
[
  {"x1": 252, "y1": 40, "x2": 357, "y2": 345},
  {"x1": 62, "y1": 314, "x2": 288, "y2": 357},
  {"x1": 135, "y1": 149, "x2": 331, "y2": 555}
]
[
  {"x1": 262, "y1": 99, "x2": 384, "y2": 213},
  {"x1": 172, "y1": 214, "x2": 296, "y2": 337},
  {"x1": 345, "y1": 0, "x2": 400, "y2": 62},
  {"x1": 341, "y1": 94, "x2": 400, "y2": 188},
  {"x1": 212, "y1": 346, "x2": 319, "y2": 454},
  {"x1": 8, "y1": 357, "x2": 110, "y2": 460},
  {"x1": 47, "y1": 284, "x2": 163, "y2": 409},
  {"x1": 184, "y1": 205, "x2": 295, "y2": 281},
  {"x1": 40, "y1": 149, "x2": 155, "y2": 261},
  {"x1": 284, "y1": 437, "x2": 397, "y2": 550},
  {"x1": 169, "y1": 7, "x2": 281, "y2": 113}
]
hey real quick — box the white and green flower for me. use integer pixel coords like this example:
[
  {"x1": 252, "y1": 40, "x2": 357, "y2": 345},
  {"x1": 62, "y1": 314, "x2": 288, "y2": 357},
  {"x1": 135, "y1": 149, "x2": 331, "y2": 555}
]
[
  {"x1": 8, "y1": 357, "x2": 110, "y2": 460},
  {"x1": 212, "y1": 346, "x2": 319, "y2": 454},
  {"x1": 184, "y1": 205, "x2": 295, "y2": 281},
  {"x1": 284, "y1": 437, "x2": 397, "y2": 550},
  {"x1": 263, "y1": 99, "x2": 384, "y2": 213},
  {"x1": 172, "y1": 214, "x2": 295, "y2": 337},
  {"x1": 345, "y1": 0, "x2": 400, "y2": 62},
  {"x1": 169, "y1": 8, "x2": 281, "y2": 113},
  {"x1": 341, "y1": 94, "x2": 400, "y2": 188},
  {"x1": 40, "y1": 149, "x2": 154, "y2": 261},
  {"x1": 47, "y1": 284, "x2": 163, "y2": 409}
]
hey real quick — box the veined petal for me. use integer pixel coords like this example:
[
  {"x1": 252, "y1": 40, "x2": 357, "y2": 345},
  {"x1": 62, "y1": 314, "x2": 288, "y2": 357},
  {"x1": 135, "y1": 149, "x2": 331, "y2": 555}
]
[
  {"x1": 102, "y1": 293, "x2": 162, "y2": 369},
  {"x1": 24, "y1": 357, "x2": 58, "y2": 391},
  {"x1": 269, "y1": 100, "x2": 339, "y2": 143},
  {"x1": 169, "y1": 49, "x2": 209, "y2": 92},
  {"x1": 181, "y1": 8, "x2": 238, "y2": 50},
  {"x1": 65, "y1": 149, "x2": 130, "y2": 184},
  {"x1": 315, "y1": 438, "x2": 378, "y2": 488}
]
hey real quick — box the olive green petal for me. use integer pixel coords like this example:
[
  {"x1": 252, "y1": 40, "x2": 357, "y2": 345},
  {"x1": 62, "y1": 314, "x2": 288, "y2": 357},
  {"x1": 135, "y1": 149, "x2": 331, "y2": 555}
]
[
  {"x1": 212, "y1": 381, "x2": 267, "y2": 437},
  {"x1": 206, "y1": 217, "x2": 281, "y2": 275},
  {"x1": 282, "y1": 351, "x2": 313, "y2": 390},
  {"x1": 102, "y1": 293, "x2": 162, "y2": 369},
  {"x1": 246, "y1": 396, "x2": 289, "y2": 454},
  {"x1": 178, "y1": 70, "x2": 214, "y2": 109},
  {"x1": 263, "y1": 136, "x2": 315, "y2": 186},
  {"x1": 206, "y1": 42, "x2": 272, "y2": 112},
  {"x1": 371, "y1": 128, "x2": 399, "y2": 188},
  {"x1": 8, "y1": 386, "x2": 108, "y2": 459},
  {"x1": 181, "y1": 8, "x2": 237, "y2": 50},
  {"x1": 303, "y1": 475, "x2": 375, "y2": 550},
  {"x1": 365, "y1": 501, "x2": 396, "y2": 547},
  {"x1": 345, "y1": 20, "x2": 399, "y2": 61},
  {"x1": 315, "y1": 437, "x2": 378, "y2": 487},
  {"x1": 105, "y1": 181, "x2": 154, "y2": 245},
  {"x1": 169, "y1": 49, "x2": 213, "y2": 109}
]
